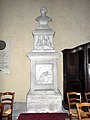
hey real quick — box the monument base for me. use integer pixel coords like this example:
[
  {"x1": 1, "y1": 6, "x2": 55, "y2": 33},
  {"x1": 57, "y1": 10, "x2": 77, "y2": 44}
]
[{"x1": 26, "y1": 90, "x2": 63, "y2": 113}]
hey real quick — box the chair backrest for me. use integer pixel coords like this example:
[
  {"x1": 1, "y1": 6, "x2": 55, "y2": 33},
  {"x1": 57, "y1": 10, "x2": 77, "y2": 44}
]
[
  {"x1": 67, "y1": 92, "x2": 82, "y2": 110},
  {"x1": 76, "y1": 102, "x2": 90, "y2": 120},
  {"x1": 85, "y1": 92, "x2": 90, "y2": 103},
  {"x1": 67, "y1": 92, "x2": 81, "y2": 119},
  {"x1": 1, "y1": 92, "x2": 15, "y2": 114}
]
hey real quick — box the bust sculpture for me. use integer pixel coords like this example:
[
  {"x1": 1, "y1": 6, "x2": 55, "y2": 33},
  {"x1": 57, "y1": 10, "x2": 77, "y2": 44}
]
[{"x1": 35, "y1": 6, "x2": 52, "y2": 28}]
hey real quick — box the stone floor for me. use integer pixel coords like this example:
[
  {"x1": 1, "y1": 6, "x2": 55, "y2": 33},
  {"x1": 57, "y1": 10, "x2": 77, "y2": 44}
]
[
  {"x1": 13, "y1": 102, "x2": 69, "y2": 120},
  {"x1": 13, "y1": 102, "x2": 27, "y2": 120},
  {"x1": 12, "y1": 102, "x2": 77, "y2": 120}
]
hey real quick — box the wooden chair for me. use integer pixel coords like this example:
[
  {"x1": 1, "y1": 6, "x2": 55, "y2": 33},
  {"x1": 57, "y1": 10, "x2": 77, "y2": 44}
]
[
  {"x1": 67, "y1": 92, "x2": 82, "y2": 120},
  {"x1": 1, "y1": 92, "x2": 15, "y2": 120},
  {"x1": 76, "y1": 102, "x2": 90, "y2": 120},
  {"x1": 85, "y1": 92, "x2": 90, "y2": 103},
  {"x1": 0, "y1": 103, "x2": 3, "y2": 120}
]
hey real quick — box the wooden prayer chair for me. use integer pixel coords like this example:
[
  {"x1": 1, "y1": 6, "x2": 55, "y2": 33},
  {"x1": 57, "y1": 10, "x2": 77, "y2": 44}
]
[
  {"x1": 0, "y1": 92, "x2": 15, "y2": 120},
  {"x1": 67, "y1": 92, "x2": 82, "y2": 120},
  {"x1": 85, "y1": 92, "x2": 90, "y2": 103},
  {"x1": 76, "y1": 102, "x2": 90, "y2": 120}
]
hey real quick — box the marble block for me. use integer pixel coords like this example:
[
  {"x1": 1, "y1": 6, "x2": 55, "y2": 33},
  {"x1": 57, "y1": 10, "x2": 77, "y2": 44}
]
[{"x1": 27, "y1": 90, "x2": 62, "y2": 113}]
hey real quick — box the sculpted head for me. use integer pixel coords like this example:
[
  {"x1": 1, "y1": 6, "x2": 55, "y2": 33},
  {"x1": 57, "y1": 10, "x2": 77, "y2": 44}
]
[{"x1": 40, "y1": 6, "x2": 48, "y2": 15}]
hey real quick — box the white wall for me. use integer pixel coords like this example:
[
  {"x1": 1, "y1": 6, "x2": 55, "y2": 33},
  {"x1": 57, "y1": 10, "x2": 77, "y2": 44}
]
[{"x1": 0, "y1": 0, "x2": 90, "y2": 102}]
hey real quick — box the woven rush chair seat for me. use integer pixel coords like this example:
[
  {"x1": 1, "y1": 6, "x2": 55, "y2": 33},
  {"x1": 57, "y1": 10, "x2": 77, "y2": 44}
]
[
  {"x1": 76, "y1": 102, "x2": 90, "y2": 120},
  {"x1": 0, "y1": 92, "x2": 15, "y2": 120}
]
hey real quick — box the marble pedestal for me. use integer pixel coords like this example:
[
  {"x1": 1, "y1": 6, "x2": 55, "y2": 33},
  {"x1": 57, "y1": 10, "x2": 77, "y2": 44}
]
[
  {"x1": 27, "y1": 90, "x2": 62, "y2": 113},
  {"x1": 26, "y1": 52, "x2": 63, "y2": 113}
]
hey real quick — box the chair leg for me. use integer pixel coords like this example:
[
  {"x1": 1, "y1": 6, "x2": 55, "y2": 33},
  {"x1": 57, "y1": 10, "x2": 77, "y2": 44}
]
[
  {"x1": 8, "y1": 116, "x2": 12, "y2": 120},
  {"x1": 70, "y1": 114, "x2": 72, "y2": 120}
]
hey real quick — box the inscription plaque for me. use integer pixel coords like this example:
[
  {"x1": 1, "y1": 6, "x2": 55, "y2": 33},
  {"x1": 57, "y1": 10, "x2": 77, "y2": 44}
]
[{"x1": 0, "y1": 40, "x2": 10, "y2": 74}]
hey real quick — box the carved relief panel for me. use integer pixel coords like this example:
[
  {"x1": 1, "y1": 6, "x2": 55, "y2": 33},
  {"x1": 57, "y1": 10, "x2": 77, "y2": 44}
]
[
  {"x1": 34, "y1": 36, "x2": 53, "y2": 50},
  {"x1": 36, "y1": 64, "x2": 53, "y2": 84}
]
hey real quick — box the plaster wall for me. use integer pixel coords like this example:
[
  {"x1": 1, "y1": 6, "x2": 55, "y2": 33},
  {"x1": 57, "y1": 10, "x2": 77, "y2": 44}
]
[{"x1": 0, "y1": 0, "x2": 90, "y2": 102}]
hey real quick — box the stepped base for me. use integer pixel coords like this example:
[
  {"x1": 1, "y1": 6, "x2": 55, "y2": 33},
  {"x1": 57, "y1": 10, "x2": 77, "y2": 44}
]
[{"x1": 26, "y1": 90, "x2": 62, "y2": 113}]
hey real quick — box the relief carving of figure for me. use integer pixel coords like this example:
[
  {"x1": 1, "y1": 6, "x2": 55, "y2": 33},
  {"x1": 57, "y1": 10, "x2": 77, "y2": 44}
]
[
  {"x1": 37, "y1": 71, "x2": 51, "y2": 84},
  {"x1": 36, "y1": 36, "x2": 52, "y2": 49}
]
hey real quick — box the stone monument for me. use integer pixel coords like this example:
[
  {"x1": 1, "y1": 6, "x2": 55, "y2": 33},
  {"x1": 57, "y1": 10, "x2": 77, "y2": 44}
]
[{"x1": 26, "y1": 6, "x2": 62, "y2": 113}]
